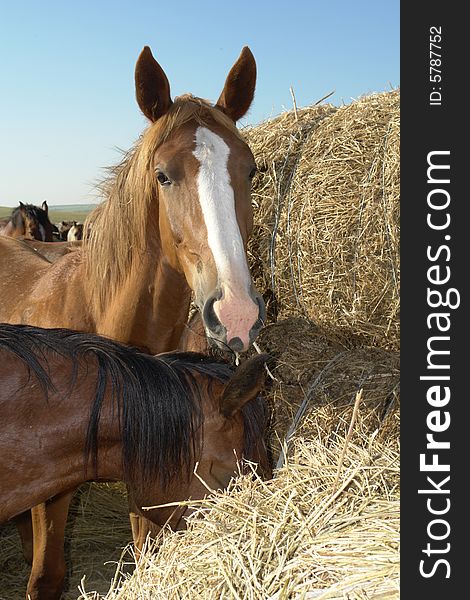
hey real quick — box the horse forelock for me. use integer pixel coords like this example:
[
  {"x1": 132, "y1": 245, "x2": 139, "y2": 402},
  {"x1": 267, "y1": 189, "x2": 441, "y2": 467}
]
[
  {"x1": 83, "y1": 96, "x2": 242, "y2": 314},
  {"x1": 157, "y1": 351, "x2": 269, "y2": 474}
]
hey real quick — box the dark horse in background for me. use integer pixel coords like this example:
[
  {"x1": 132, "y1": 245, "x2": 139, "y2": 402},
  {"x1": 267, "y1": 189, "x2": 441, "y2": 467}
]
[
  {"x1": 0, "y1": 325, "x2": 270, "y2": 596},
  {"x1": 0, "y1": 201, "x2": 56, "y2": 241},
  {"x1": 0, "y1": 45, "x2": 265, "y2": 599}
]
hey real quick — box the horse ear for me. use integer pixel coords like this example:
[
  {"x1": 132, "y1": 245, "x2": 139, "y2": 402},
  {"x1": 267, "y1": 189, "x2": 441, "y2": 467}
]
[
  {"x1": 216, "y1": 47, "x2": 256, "y2": 122},
  {"x1": 135, "y1": 46, "x2": 173, "y2": 122},
  {"x1": 19, "y1": 201, "x2": 24, "y2": 208},
  {"x1": 41, "y1": 201, "x2": 48, "y2": 214},
  {"x1": 220, "y1": 353, "x2": 269, "y2": 418}
]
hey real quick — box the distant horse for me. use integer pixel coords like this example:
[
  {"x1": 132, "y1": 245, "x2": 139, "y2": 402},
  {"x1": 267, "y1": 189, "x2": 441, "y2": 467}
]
[
  {"x1": 0, "y1": 324, "x2": 270, "y2": 599},
  {"x1": 0, "y1": 45, "x2": 265, "y2": 599},
  {"x1": 67, "y1": 221, "x2": 83, "y2": 241},
  {"x1": 0, "y1": 201, "x2": 55, "y2": 241},
  {"x1": 56, "y1": 220, "x2": 73, "y2": 240}
]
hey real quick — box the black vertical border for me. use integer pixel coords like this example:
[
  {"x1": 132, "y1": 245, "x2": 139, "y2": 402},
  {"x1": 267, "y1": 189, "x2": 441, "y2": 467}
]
[{"x1": 401, "y1": 3, "x2": 466, "y2": 598}]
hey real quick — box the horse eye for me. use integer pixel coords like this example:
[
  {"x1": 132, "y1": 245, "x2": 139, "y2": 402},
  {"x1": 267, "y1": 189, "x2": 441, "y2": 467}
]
[
  {"x1": 156, "y1": 171, "x2": 171, "y2": 186},
  {"x1": 249, "y1": 166, "x2": 257, "y2": 180}
]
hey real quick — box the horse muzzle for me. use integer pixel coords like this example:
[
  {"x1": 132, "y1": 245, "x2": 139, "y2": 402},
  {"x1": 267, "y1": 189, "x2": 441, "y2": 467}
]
[{"x1": 202, "y1": 288, "x2": 265, "y2": 352}]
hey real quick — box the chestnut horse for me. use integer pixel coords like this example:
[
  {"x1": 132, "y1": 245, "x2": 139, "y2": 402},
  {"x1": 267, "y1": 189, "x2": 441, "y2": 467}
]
[
  {"x1": 0, "y1": 46, "x2": 263, "y2": 351},
  {"x1": 0, "y1": 46, "x2": 265, "y2": 598},
  {"x1": 0, "y1": 201, "x2": 55, "y2": 241},
  {"x1": 0, "y1": 324, "x2": 269, "y2": 599}
]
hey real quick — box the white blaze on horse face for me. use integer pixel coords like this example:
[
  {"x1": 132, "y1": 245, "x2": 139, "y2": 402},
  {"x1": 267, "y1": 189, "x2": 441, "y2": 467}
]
[
  {"x1": 193, "y1": 126, "x2": 258, "y2": 348},
  {"x1": 193, "y1": 127, "x2": 247, "y2": 286}
]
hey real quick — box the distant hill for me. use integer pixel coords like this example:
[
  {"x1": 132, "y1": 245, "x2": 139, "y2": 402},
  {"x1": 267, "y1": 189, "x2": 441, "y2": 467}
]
[
  {"x1": 0, "y1": 204, "x2": 97, "y2": 222},
  {"x1": 49, "y1": 204, "x2": 98, "y2": 213},
  {"x1": 48, "y1": 204, "x2": 97, "y2": 223}
]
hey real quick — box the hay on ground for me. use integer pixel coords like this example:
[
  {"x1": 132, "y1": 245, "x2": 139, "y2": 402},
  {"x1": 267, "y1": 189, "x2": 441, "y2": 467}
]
[
  {"x1": 0, "y1": 483, "x2": 131, "y2": 600},
  {"x1": 79, "y1": 404, "x2": 399, "y2": 600}
]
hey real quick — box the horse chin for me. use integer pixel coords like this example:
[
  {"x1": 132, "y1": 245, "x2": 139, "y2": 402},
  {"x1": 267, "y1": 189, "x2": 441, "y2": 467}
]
[
  {"x1": 204, "y1": 327, "x2": 230, "y2": 352},
  {"x1": 204, "y1": 326, "x2": 254, "y2": 354}
]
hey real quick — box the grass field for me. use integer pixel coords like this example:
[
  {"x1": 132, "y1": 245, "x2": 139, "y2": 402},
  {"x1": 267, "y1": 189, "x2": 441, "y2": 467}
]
[{"x1": 0, "y1": 204, "x2": 95, "y2": 223}]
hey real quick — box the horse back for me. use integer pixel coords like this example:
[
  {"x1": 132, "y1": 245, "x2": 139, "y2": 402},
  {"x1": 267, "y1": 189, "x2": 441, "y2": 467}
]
[
  {"x1": 0, "y1": 237, "x2": 92, "y2": 330},
  {"x1": 20, "y1": 238, "x2": 81, "y2": 262}
]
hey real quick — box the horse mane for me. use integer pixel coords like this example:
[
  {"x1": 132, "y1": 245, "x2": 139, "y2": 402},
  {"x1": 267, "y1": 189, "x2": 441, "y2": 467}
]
[
  {"x1": 0, "y1": 324, "x2": 54, "y2": 397},
  {"x1": 0, "y1": 324, "x2": 266, "y2": 489},
  {"x1": 83, "y1": 95, "x2": 242, "y2": 314}
]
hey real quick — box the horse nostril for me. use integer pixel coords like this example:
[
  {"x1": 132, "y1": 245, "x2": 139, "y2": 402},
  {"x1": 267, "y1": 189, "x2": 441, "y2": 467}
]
[
  {"x1": 202, "y1": 292, "x2": 223, "y2": 333},
  {"x1": 253, "y1": 293, "x2": 266, "y2": 330}
]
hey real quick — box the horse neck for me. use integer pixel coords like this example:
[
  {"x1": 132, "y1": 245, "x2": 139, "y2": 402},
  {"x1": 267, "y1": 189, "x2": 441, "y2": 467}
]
[
  {"x1": 121, "y1": 250, "x2": 192, "y2": 353},
  {"x1": 0, "y1": 359, "x2": 124, "y2": 522},
  {"x1": 89, "y1": 203, "x2": 192, "y2": 354}
]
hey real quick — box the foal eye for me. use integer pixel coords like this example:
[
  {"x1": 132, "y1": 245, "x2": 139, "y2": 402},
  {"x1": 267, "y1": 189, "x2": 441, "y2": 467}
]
[{"x1": 156, "y1": 171, "x2": 171, "y2": 186}]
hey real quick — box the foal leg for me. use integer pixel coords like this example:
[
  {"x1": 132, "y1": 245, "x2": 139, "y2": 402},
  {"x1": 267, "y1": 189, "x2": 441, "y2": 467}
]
[
  {"x1": 132, "y1": 515, "x2": 163, "y2": 555},
  {"x1": 127, "y1": 492, "x2": 161, "y2": 558},
  {"x1": 14, "y1": 510, "x2": 34, "y2": 565},
  {"x1": 129, "y1": 512, "x2": 147, "y2": 557},
  {"x1": 26, "y1": 491, "x2": 74, "y2": 600},
  {"x1": 129, "y1": 510, "x2": 160, "y2": 557}
]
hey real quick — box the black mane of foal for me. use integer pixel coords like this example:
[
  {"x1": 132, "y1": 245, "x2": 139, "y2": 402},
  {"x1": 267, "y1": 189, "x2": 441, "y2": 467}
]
[{"x1": 0, "y1": 324, "x2": 267, "y2": 488}]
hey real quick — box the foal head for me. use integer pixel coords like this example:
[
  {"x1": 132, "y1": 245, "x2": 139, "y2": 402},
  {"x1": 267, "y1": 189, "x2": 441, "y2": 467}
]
[
  {"x1": 122, "y1": 352, "x2": 271, "y2": 530},
  {"x1": 135, "y1": 46, "x2": 265, "y2": 352}
]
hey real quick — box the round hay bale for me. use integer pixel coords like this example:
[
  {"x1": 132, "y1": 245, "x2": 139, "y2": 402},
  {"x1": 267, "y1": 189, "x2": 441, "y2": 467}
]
[
  {"x1": 246, "y1": 91, "x2": 400, "y2": 350},
  {"x1": 245, "y1": 104, "x2": 337, "y2": 316},
  {"x1": 255, "y1": 317, "x2": 400, "y2": 458}
]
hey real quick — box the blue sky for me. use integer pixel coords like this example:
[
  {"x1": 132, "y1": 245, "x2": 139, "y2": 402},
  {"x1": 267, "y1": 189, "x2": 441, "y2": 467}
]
[{"x1": 0, "y1": 1, "x2": 399, "y2": 206}]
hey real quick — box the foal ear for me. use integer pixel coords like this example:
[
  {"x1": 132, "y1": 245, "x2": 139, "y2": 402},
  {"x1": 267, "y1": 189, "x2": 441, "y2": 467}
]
[
  {"x1": 135, "y1": 46, "x2": 173, "y2": 122},
  {"x1": 220, "y1": 353, "x2": 269, "y2": 418},
  {"x1": 216, "y1": 46, "x2": 257, "y2": 122},
  {"x1": 41, "y1": 201, "x2": 48, "y2": 214}
]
